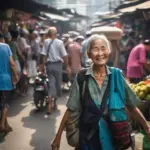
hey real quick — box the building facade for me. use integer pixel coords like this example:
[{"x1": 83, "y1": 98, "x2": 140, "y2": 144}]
[
  {"x1": 87, "y1": 0, "x2": 123, "y2": 16},
  {"x1": 40, "y1": 0, "x2": 89, "y2": 15},
  {"x1": 40, "y1": 0, "x2": 122, "y2": 16}
]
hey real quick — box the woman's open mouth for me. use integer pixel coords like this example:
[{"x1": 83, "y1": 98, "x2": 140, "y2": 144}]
[{"x1": 96, "y1": 57, "x2": 105, "y2": 61}]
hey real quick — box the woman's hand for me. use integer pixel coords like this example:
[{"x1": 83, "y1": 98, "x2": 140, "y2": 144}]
[
  {"x1": 51, "y1": 109, "x2": 70, "y2": 150},
  {"x1": 51, "y1": 135, "x2": 61, "y2": 150},
  {"x1": 144, "y1": 123, "x2": 150, "y2": 140}
]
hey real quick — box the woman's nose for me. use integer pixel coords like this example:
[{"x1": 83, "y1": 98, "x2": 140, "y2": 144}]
[{"x1": 97, "y1": 50, "x2": 103, "y2": 55}]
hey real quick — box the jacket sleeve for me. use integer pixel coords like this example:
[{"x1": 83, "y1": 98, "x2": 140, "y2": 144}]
[{"x1": 123, "y1": 77, "x2": 140, "y2": 107}]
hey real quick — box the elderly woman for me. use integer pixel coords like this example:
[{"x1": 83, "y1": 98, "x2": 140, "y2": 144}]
[{"x1": 52, "y1": 34, "x2": 150, "y2": 150}]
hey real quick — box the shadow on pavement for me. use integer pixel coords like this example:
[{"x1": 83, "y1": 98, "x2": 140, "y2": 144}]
[
  {"x1": 22, "y1": 107, "x2": 60, "y2": 150},
  {"x1": 0, "y1": 132, "x2": 8, "y2": 144},
  {"x1": 8, "y1": 87, "x2": 33, "y2": 117}
]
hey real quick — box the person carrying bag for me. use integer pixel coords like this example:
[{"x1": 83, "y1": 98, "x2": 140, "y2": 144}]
[{"x1": 51, "y1": 34, "x2": 150, "y2": 150}]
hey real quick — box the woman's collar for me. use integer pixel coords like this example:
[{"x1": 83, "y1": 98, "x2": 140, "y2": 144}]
[{"x1": 86, "y1": 65, "x2": 112, "y2": 77}]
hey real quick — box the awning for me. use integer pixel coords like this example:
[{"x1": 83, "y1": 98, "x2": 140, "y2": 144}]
[
  {"x1": 119, "y1": 1, "x2": 150, "y2": 13},
  {"x1": 42, "y1": 12, "x2": 69, "y2": 21},
  {"x1": 102, "y1": 13, "x2": 122, "y2": 19}
]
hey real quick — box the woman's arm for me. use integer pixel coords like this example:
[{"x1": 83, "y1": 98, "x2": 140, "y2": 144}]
[
  {"x1": 57, "y1": 109, "x2": 70, "y2": 137},
  {"x1": 51, "y1": 109, "x2": 70, "y2": 150},
  {"x1": 127, "y1": 106, "x2": 150, "y2": 138},
  {"x1": 123, "y1": 76, "x2": 150, "y2": 138},
  {"x1": 52, "y1": 76, "x2": 80, "y2": 149}
]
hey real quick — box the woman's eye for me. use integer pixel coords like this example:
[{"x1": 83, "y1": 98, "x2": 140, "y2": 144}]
[
  {"x1": 101, "y1": 46, "x2": 106, "y2": 51},
  {"x1": 92, "y1": 48, "x2": 98, "y2": 51}
]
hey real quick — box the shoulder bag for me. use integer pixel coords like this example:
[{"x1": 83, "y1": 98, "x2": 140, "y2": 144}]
[{"x1": 109, "y1": 68, "x2": 134, "y2": 150}]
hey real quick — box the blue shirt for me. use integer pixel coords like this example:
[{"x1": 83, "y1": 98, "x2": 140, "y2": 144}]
[{"x1": 0, "y1": 43, "x2": 12, "y2": 91}]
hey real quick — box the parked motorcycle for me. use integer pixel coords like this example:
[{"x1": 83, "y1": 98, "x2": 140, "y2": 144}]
[{"x1": 33, "y1": 72, "x2": 49, "y2": 110}]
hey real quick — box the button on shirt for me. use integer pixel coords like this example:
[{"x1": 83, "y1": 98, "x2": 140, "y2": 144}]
[
  {"x1": 41, "y1": 38, "x2": 67, "y2": 62},
  {"x1": 127, "y1": 44, "x2": 146, "y2": 78},
  {"x1": 0, "y1": 43, "x2": 13, "y2": 91}
]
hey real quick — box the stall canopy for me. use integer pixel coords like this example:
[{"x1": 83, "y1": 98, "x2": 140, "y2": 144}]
[
  {"x1": 59, "y1": 8, "x2": 90, "y2": 20},
  {"x1": 0, "y1": 0, "x2": 63, "y2": 15},
  {"x1": 116, "y1": 0, "x2": 145, "y2": 10},
  {"x1": 101, "y1": 13, "x2": 122, "y2": 20},
  {"x1": 41, "y1": 12, "x2": 69, "y2": 21},
  {"x1": 119, "y1": 1, "x2": 150, "y2": 13}
]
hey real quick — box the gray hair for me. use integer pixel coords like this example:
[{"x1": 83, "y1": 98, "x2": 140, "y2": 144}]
[{"x1": 87, "y1": 34, "x2": 111, "y2": 53}]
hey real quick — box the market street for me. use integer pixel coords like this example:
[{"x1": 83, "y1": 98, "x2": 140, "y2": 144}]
[
  {"x1": 0, "y1": 88, "x2": 73, "y2": 150},
  {"x1": 0, "y1": 87, "x2": 146, "y2": 150},
  {"x1": 0, "y1": 87, "x2": 145, "y2": 150}
]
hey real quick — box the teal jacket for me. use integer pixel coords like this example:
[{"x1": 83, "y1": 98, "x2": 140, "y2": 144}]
[{"x1": 96, "y1": 68, "x2": 127, "y2": 150}]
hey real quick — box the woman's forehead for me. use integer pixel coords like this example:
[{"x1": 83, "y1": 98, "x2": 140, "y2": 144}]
[{"x1": 92, "y1": 39, "x2": 107, "y2": 46}]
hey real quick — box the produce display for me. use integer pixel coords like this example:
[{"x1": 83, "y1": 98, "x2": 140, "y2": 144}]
[{"x1": 130, "y1": 80, "x2": 150, "y2": 101}]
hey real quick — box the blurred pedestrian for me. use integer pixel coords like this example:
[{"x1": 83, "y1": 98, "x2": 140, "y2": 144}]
[
  {"x1": 30, "y1": 30, "x2": 41, "y2": 62},
  {"x1": 27, "y1": 30, "x2": 40, "y2": 83},
  {"x1": 81, "y1": 31, "x2": 91, "y2": 67},
  {"x1": 8, "y1": 30, "x2": 25, "y2": 79},
  {"x1": 39, "y1": 30, "x2": 47, "y2": 65},
  {"x1": 39, "y1": 30, "x2": 46, "y2": 50},
  {"x1": 127, "y1": 39, "x2": 150, "y2": 83},
  {"x1": 62, "y1": 34, "x2": 73, "y2": 53},
  {"x1": 17, "y1": 29, "x2": 30, "y2": 70},
  {"x1": 68, "y1": 35, "x2": 84, "y2": 83},
  {"x1": 0, "y1": 32, "x2": 18, "y2": 132},
  {"x1": 3, "y1": 25, "x2": 11, "y2": 42},
  {"x1": 41, "y1": 27, "x2": 71, "y2": 118}
]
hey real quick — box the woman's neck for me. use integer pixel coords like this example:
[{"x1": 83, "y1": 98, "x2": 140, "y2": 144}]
[{"x1": 93, "y1": 64, "x2": 106, "y2": 75}]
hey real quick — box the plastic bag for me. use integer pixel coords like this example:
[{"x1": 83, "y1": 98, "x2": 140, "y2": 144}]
[{"x1": 141, "y1": 130, "x2": 150, "y2": 150}]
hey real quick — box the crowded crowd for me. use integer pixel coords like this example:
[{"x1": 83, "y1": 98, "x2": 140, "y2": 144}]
[
  {"x1": 0, "y1": 23, "x2": 89, "y2": 132},
  {"x1": 1, "y1": 22, "x2": 150, "y2": 150}
]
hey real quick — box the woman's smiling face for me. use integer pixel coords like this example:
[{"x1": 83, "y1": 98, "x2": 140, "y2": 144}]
[{"x1": 88, "y1": 39, "x2": 110, "y2": 66}]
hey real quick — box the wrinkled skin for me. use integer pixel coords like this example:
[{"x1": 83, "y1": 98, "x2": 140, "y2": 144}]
[{"x1": 88, "y1": 39, "x2": 110, "y2": 66}]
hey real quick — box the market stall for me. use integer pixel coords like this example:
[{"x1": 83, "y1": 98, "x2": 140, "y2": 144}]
[{"x1": 130, "y1": 78, "x2": 150, "y2": 120}]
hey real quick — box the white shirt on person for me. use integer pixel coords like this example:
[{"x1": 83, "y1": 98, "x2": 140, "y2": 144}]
[
  {"x1": 17, "y1": 36, "x2": 30, "y2": 52},
  {"x1": 31, "y1": 37, "x2": 41, "y2": 55},
  {"x1": 41, "y1": 38, "x2": 67, "y2": 62}
]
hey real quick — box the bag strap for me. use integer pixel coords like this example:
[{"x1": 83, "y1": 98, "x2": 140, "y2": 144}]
[
  {"x1": 47, "y1": 40, "x2": 54, "y2": 60},
  {"x1": 87, "y1": 74, "x2": 111, "y2": 140},
  {"x1": 77, "y1": 69, "x2": 88, "y2": 102}
]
